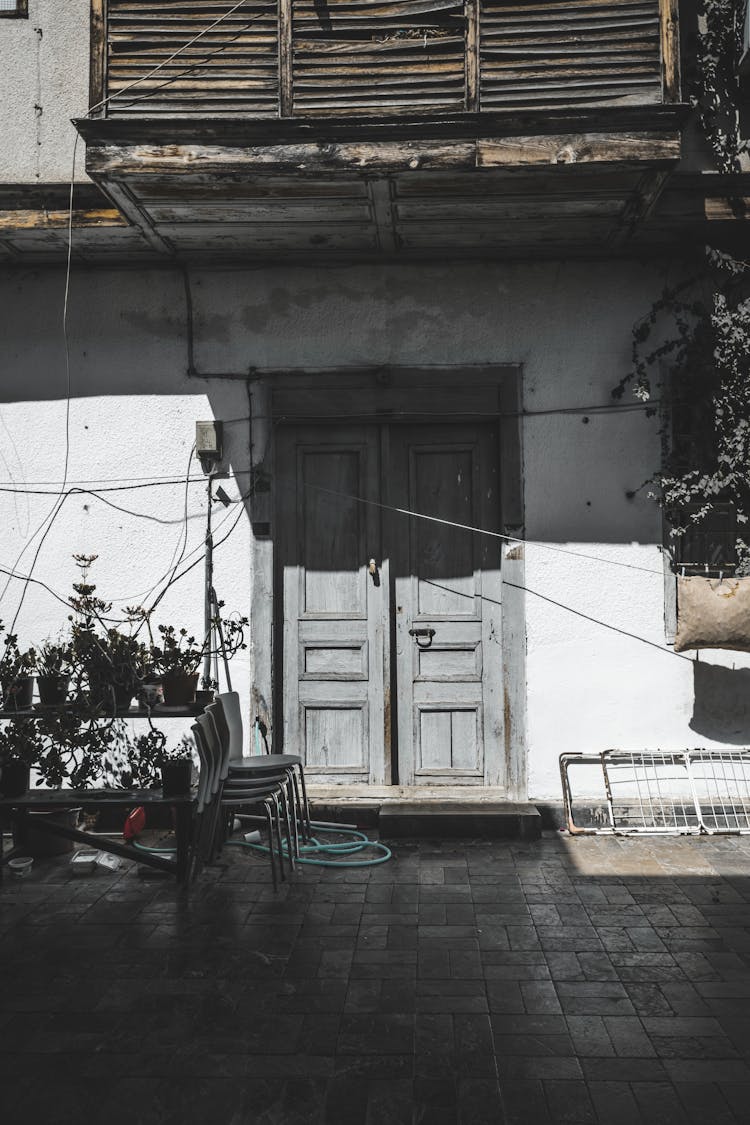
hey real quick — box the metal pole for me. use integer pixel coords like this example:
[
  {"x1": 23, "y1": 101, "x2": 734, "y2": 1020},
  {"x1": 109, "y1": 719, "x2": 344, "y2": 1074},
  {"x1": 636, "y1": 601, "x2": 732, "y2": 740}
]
[{"x1": 202, "y1": 474, "x2": 214, "y2": 690}]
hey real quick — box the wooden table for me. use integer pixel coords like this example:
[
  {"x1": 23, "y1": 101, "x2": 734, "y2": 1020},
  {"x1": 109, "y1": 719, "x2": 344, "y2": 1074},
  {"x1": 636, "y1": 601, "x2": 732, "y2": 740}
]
[{"x1": 0, "y1": 788, "x2": 195, "y2": 885}]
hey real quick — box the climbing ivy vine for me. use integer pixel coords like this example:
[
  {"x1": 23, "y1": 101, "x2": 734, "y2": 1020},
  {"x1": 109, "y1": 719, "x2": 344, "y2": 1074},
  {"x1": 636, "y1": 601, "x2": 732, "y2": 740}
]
[
  {"x1": 695, "y1": 0, "x2": 746, "y2": 173},
  {"x1": 616, "y1": 0, "x2": 750, "y2": 569}
]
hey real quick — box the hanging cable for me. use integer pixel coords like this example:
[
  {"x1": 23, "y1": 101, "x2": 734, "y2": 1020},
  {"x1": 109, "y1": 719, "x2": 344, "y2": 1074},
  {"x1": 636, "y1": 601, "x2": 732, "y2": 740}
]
[
  {"x1": 303, "y1": 482, "x2": 665, "y2": 577},
  {"x1": 84, "y1": 0, "x2": 257, "y2": 119}
]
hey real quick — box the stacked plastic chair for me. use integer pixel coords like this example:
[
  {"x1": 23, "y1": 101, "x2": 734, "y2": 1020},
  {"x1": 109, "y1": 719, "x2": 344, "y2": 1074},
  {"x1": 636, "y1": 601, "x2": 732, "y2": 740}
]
[
  {"x1": 191, "y1": 702, "x2": 297, "y2": 891},
  {"x1": 213, "y1": 692, "x2": 312, "y2": 842}
]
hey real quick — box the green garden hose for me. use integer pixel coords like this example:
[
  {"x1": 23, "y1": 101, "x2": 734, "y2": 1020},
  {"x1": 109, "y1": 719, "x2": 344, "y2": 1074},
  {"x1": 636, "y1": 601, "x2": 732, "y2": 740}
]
[
  {"x1": 227, "y1": 822, "x2": 392, "y2": 867},
  {"x1": 134, "y1": 823, "x2": 392, "y2": 868}
]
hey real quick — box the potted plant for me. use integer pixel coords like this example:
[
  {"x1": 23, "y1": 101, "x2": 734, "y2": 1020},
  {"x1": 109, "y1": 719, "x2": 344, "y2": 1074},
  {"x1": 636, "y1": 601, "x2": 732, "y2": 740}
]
[
  {"x1": 0, "y1": 719, "x2": 42, "y2": 797},
  {"x1": 0, "y1": 625, "x2": 35, "y2": 712},
  {"x1": 68, "y1": 556, "x2": 147, "y2": 712},
  {"x1": 33, "y1": 639, "x2": 73, "y2": 706},
  {"x1": 117, "y1": 728, "x2": 194, "y2": 795},
  {"x1": 151, "y1": 625, "x2": 204, "y2": 706}
]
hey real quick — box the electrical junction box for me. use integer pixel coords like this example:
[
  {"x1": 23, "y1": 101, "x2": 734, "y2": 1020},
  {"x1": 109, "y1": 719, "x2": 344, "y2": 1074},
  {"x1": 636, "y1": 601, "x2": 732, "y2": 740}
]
[{"x1": 196, "y1": 420, "x2": 223, "y2": 472}]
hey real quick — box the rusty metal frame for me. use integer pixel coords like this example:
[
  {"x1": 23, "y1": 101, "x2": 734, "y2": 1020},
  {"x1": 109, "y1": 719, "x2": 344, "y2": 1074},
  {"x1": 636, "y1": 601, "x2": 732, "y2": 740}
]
[{"x1": 560, "y1": 748, "x2": 750, "y2": 836}]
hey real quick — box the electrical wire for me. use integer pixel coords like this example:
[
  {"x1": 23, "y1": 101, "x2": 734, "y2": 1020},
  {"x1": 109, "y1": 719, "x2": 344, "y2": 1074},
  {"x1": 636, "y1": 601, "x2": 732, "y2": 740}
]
[
  {"x1": 140, "y1": 485, "x2": 250, "y2": 621},
  {"x1": 0, "y1": 478, "x2": 208, "y2": 495},
  {"x1": 0, "y1": 563, "x2": 71, "y2": 610},
  {"x1": 109, "y1": 6, "x2": 273, "y2": 114},
  {"x1": 1, "y1": 131, "x2": 81, "y2": 624},
  {"x1": 84, "y1": 0, "x2": 256, "y2": 119},
  {"x1": 132, "y1": 445, "x2": 196, "y2": 613},
  {"x1": 304, "y1": 482, "x2": 665, "y2": 577},
  {"x1": 1, "y1": 3, "x2": 261, "y2": 627}
]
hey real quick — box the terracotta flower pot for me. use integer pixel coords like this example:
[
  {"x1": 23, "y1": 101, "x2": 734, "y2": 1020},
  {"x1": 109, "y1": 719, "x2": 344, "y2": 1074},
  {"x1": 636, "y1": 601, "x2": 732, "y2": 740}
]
[
  {"x1": 37, "y1": 674, "x2": 70, "y2": 707},
  {"x1": 161, "y1": 671, "x2": 199, "y2": 707},
  {"x1": 161, "y1": 759, "x2": 193, "y2": 797},
  {"x1": 1, "y1": 676, "x2": 34, "y2": 711},
  {"x1": 0, "y1": 760, "x2": 30, "y2": 798}
]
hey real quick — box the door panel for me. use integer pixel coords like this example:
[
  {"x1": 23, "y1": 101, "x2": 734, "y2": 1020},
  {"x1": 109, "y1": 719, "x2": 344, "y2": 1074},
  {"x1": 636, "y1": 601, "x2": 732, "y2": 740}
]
[
  {"x1": 391, "y1": 425, "x2": 503, "y2": 787},
  {"x1": 277, "y1": 425, "x2": 387, "y2": 783}
]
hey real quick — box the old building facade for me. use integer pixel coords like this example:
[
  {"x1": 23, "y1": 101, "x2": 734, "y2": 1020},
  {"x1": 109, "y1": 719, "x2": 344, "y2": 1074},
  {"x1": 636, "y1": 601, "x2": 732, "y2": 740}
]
[{"x1": 1, "y1": 0, "x2": 748, "y2": 804}]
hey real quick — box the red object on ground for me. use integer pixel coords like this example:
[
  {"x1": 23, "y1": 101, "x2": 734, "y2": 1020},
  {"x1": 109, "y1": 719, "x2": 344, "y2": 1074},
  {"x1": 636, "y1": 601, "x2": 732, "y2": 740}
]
[{"x1": 123, "y1": 806, "x2": 146, "y2": 841}]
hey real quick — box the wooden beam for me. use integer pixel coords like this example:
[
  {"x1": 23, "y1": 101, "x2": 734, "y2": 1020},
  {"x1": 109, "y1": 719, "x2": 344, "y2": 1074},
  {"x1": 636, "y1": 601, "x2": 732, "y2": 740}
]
[
  {"x1": 86, "y1": 130, "x2": 681, "y2": 182},
  {"x1": 279, "y1": 0, "x2": 292, "y2": 117},
  {"x1": 609, "y1": 167, "x2": 671, "y2": 245},
  {"x1": 87, "y1": 140, "x2": 478, "y2": 178},
  {"x1": 0, "y1": 208, "x2": 124, "y2": 231},
  {"x1": 660, "y1": 0, "x2": 681, "y2": 104},
  {"x1": 705, "y1": 197, "x2": 750, "y2": 220},
  {"x1": 368, "y1": 180, "x2": 398, "y2": 255},
  {"x1": 89, "y1": 0, "x2": 106, "y2": 115},
  {"x1": 91, "y1": 180, "x2": 174, "y2": 255},
  {"x1": 466, "y1": 0, "x2": 479, "y2": 114},
  {"x1": 478, "y1": 133, "x2": 681, "y2": 169}
]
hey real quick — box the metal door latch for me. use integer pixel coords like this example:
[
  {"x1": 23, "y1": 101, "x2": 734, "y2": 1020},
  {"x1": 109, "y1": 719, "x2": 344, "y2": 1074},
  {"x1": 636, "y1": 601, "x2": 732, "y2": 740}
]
[
  {"x1": 409, "y1": 627, "x2": 435, "y2": 649},
  {"x1": 368, "y1": 559, "x2": 381, "y2": 587}
]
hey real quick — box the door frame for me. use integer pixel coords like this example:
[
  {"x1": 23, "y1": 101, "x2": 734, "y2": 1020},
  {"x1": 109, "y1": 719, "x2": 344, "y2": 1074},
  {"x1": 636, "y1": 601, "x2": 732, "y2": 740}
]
[{"x1": 247, "y1": 365, "x2": 527, "y2": 799}]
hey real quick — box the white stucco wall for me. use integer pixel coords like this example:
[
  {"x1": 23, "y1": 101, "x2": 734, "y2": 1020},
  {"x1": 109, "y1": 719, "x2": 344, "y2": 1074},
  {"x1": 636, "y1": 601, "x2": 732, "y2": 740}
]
[
  {"x1": 0, "y1": 0, "x2": 89, "y2": 183},
  {"x1": 1, "y1": 259, "x2": 745, "y2": 793}
]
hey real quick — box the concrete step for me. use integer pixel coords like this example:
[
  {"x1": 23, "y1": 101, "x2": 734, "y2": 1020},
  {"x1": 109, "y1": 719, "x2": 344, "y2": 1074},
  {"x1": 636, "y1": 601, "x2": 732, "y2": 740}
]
[
  {"x1": 307, "y1": 787, "x2": 542, "y2": 840},
  {"x1": 378, "y1": 801, "x2": 542, "y2": 840}
]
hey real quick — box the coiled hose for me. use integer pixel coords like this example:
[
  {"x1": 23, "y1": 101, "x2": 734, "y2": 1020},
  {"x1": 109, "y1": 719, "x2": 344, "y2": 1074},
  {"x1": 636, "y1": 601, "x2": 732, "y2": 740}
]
[
  {"x1": 134, "y1": 822, "x2": 392, "y2": 867},
  {"x1": 227, "y1": 822, "x2": 392, "y2": 867}
]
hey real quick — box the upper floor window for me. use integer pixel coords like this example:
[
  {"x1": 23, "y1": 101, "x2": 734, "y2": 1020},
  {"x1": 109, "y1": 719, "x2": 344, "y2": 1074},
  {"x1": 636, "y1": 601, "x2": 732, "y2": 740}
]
[
  {"x1": 0, "y1": 0, "x2": 28, "y2": 17},
  {"x1": 101, "y1": 0, "x2": 667, "y2": 119}
]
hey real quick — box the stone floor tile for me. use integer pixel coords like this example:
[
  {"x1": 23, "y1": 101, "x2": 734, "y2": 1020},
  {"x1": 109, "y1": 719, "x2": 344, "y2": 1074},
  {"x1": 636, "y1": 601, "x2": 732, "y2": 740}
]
[
  {"x1": 674, "y1": 1081, "x2": 736, "y2": 1125},
  {"x1": 520, "y1": 980, "x2": 562, "y2": 1014},
  {"x1": 588, "y1": 1080, "x2": 645, "y2": 1125},
  {"x1": 364, "y1": 1078, "x2": 413, "y2": 1125},
  {"x1": 457, "y1": 1078, "x2": 506, "y2": 1125},
  {"x1": 630, "y1": 1080, "x2": 692, "y2": 1125},
  {"x1": 565, "y1": 1014, "x2": 616, "y2": 1057},
  {"x1": 499, "y1": 1079, "x2": 552, "y2": 1125},
  {"x1": 624, "y1": 984, "x2": 675, "y2": 1017},
  {"x1": 542, "y1": 1079, "x2": 597, "y2": 1124},
  {"x1": 603, "y1": 1015, "x2": 657, "y2": 1057}
]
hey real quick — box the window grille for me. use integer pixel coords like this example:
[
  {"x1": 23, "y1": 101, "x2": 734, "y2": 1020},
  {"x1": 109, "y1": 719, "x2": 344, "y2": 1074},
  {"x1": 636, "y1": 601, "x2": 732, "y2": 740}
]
[{"x1": 0, "y1": 0, "x2": 28, "y2": 16}]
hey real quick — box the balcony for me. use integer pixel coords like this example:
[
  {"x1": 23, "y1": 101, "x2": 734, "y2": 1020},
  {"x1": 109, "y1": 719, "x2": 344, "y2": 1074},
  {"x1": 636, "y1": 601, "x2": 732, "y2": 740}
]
[
  {"x1": 71, "y1": 0, "x2": 695, "y2": 261},
  {"x1": 96, "y1": 0, "x2": 676, "y2": 119}
]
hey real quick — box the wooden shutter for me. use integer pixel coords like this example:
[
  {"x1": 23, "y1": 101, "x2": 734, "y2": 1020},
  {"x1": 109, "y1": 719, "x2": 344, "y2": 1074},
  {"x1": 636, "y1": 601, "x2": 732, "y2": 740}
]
[
  {"x1": 480, "y1": 0, "x2": 662, "y2": 111},
  {"x1": 291, "y1": 0, "x2": 468, "y2": 116},
  {"x1": 106, "y1": 0, "x2": 280, "y2": 116}
]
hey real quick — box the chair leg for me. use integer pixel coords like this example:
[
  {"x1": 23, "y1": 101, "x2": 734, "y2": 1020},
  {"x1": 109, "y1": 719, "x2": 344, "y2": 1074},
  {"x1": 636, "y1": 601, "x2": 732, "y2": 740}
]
[
  {"x1": 287, "y1": 770, "x2": 301, "y2": 857},
  {"x1": 297, "y1": 764, "x2": 312, "y2": 838},
  {"x1": 263, "y1": 800, "x2": 278, "y2": 892},
  {"x1": 280, "y1": 785, "x2": 295, "y2": 870},
  {"x1": 271, "y1": 793, "x2": 286, "y2": 881}
]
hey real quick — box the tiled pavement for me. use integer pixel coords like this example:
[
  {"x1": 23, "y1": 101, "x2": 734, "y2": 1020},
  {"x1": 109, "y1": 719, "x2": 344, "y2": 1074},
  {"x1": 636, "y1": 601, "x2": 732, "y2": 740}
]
[{"x1": 3, "y1": 830, "x2": 750, "y2": 1123}]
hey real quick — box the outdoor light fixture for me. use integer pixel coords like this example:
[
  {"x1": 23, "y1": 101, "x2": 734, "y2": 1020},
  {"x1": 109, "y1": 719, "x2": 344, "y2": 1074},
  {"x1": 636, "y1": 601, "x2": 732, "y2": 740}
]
[{"x1": 195, "y1": 420, "x2": 223, "y2": 473}]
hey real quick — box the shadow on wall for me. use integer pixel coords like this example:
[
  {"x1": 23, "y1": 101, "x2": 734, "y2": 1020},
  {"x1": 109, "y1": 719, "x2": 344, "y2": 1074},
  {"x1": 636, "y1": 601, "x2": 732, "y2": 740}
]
[{"x1": 690, "y1": 661, "x2": 750, "y2": 743}]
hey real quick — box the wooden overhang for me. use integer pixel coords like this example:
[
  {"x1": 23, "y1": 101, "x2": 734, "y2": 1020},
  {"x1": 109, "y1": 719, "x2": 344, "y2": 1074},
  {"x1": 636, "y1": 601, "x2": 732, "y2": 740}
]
[
  {"x1": 0, "y1": 184, "x2": 157, "y2": 264},
  {"x1": 70, "y1": 106, "x2": 692, "y2": 261}
]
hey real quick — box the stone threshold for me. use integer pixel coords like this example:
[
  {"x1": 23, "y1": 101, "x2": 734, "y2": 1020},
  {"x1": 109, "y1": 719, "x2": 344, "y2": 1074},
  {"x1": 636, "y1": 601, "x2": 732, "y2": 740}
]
[{"x1": 307, "y1": 785, "x2": 542, "y2": 840}]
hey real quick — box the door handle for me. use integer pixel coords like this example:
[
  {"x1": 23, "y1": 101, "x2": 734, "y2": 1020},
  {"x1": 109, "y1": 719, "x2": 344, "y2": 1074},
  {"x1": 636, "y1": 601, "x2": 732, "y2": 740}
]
[
  {"x1": 409, "y1": 627, "x2": 435, "y2": 649},
  {"x1": 368, "y1": 559, "x2": 380, "y2": 587}
]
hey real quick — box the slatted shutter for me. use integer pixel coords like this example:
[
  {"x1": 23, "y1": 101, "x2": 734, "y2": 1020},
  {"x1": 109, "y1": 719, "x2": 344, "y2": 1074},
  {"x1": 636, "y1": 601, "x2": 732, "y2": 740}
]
[
  {"x1": 106, "y1": 0, "x2": 279, "y2": 116},
  {"x1": 290, "y1": 0, "x2": 468, "y2": 115},
  {"x1": 480, "y1": 0, "x2": 662, "y2": 110}
]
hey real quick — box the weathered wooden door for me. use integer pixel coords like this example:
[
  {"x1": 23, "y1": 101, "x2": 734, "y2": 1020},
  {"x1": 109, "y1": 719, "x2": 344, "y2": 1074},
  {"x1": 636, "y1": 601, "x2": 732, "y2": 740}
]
[
  {"x1": 388, "y1": 424, "x2": 503, "y2": 786},
  {"x1": 277, "y1": 422, "x2": 503, "y2": 788},
  {"x1": 277, "y1": 425, "x2": 388, "y2": 784}
]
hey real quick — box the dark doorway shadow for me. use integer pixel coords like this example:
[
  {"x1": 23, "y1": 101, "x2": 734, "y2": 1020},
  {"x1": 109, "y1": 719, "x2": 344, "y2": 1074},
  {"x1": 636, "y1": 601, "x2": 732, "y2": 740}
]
[{"x1": 690, "y1": 660, "x2": 750, "y2": 743}]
